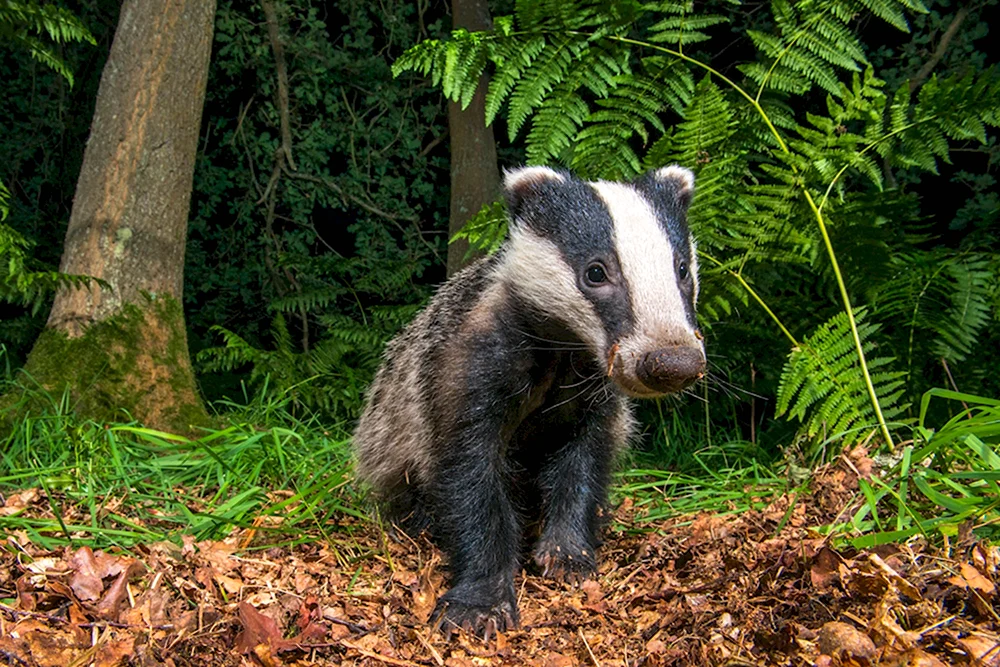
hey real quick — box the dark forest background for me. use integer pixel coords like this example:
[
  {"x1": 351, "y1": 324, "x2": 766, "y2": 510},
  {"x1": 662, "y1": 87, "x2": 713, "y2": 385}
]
[{"x1": 1, "y1": 0, "x2": 998, "y2": 466}]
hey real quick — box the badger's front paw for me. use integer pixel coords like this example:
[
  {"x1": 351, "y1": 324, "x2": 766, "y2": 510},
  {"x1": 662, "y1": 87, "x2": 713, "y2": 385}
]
[
  {"x1": 431, "y1": 585, "x2": 519, "y2": 641},
  {"x1": 533, "y1": 539, "x2": 597, "y2": 585}
]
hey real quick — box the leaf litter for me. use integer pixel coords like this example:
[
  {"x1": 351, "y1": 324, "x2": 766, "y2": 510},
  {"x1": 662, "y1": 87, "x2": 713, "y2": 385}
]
[{"x1": 1, "y1": 449, "x2": 998, "y2": 666}]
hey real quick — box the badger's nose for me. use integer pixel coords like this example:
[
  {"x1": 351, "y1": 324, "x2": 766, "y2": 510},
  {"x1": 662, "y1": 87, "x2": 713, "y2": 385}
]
[{"x1": 636, "y1": 347, "x2": 706, "y2": 395}]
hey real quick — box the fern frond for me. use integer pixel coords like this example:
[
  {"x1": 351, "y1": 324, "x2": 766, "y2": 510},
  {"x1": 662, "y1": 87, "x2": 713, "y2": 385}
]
[
  {"x1": 932, "y1": 254, "x2": 994, "y2": 362},
  {"x1": 884, "y1": 68, "x2": 1000, "y2": 174},
  {"x1": 0, "y1": 1, "x2": 95, "y2": 44},
  {"x1": 778, "y1": 308, "x2": 907, "y2": 441},
  {"x1": 743, "y1": 0, "x2": 924, "y2": 98},
  {"x1": 0, "y1": 179, "x2": 8, "y2": 221},
  {"x1": 0, "y1": 1, "x2": 94, "y2": 85},
  {"x1": 0, "y1": 222, "x2": 101, "y2": 312},
  {"x1": 644, "y1": 1, "x2": 728, "y2": 47},
  {"x1": 451, "y1": 200, "x2": 508, "y2": 255},
  {"x1": 571, "y1": 67, "x2": 693, "y2": 179}
]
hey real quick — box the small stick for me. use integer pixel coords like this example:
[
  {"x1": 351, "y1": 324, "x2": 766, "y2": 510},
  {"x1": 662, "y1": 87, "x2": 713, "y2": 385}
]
[
  {"x1": 341, "y1": 640, "x2": 422, "y2": 667},
  {"x1": 414, "y1": 629, "x2": 444, "y2": 666},
  {"x1": 579, "y1": 626, "x2": 601, "y2": 667}
]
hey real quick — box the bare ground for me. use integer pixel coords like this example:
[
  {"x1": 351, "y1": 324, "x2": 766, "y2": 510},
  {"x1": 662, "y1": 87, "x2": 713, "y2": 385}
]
[{"x1": 1, "y1": 450, "x2": 998, "y2": 666}]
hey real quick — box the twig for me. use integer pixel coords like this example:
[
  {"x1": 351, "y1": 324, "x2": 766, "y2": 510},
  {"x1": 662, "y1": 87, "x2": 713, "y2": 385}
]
[
  {"x1": 0, "y1": 602, "x2": 174, "y2": 631},
  {"x1": 260, "y1": 0, "x2": 296, "y2": 170},
  {"x1": 323, "y1": 612, "x2": 374, "y2": 636},
  {"x1": 940, "y1": 358, "x2": 972, "y2": 417},
  {"x1": 230, "y1": 94, "x2": 256, "y2": 147},
  {"x1": 341, "y1": 639, "x2": 422, "y2": 667},
  {"x1": 416, "y1": 130, "x2": 448, "y2": 158},
  {"x1": 909, "y1": 6, "x2": 971, "y2": 93},
  {"x1": 579, "y1": 627, "x2": 601, "y2": 667},
  {"x1": 284, "y1": 171, "x2": 418, "y2": 224},
  {"x1": 414, "y1": 629, "x2": 444, "y2": 666}
]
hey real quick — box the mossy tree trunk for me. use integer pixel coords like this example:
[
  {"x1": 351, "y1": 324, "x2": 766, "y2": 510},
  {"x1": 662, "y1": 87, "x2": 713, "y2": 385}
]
[
  {"x1": 446, "y1": 0, "x2": 501, "y2": 277},
  {"x1": 22, "y1": 0, "x2": 216, "y2": 432}
]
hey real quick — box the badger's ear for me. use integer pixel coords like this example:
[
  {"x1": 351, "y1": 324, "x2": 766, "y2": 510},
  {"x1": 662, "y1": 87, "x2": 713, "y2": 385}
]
[
  {"x1": 637, "y1": 165, "x2": 695, "y2": 210},
  {"x1": 503, "y1": 166, "x2": 566, "y2": 220}
]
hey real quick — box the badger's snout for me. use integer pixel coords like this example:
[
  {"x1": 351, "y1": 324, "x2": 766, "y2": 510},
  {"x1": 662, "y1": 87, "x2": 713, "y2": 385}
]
[{"x1": 636, "y1": 346, "x2": 705, "y2": 395}]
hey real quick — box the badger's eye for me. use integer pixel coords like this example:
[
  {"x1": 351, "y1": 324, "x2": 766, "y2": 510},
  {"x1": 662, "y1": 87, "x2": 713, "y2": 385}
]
[
  {"x1": 678, "y1": 262, "x2": 689, "y2": 280},
  {"x1": 585, "y1": 263, "x2": 608, "y2": 285}
]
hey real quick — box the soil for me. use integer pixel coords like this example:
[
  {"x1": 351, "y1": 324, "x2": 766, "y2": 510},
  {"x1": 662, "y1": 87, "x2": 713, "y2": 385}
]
[{"x1": 1, "y1": 449, "x2": 998, "y2": 666}]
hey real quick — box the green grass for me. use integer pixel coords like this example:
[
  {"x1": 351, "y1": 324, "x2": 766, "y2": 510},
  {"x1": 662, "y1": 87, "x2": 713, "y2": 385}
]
[
  {"x1": 0, "y1": 380, "x2": 365, "y2": 550},
  {"x1": 616, "y1": 400, "x2": 791, "y2": 526},
  {"x1": 826, "y1": 389, "x2": 1000, "y2": 547},
  {"x1": 3, "y1": 366, "x2": 999, "y2": 553}
]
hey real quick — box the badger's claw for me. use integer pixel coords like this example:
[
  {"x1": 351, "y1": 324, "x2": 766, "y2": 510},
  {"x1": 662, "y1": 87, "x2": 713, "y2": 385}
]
[
  {"x1": 533, "y1": 540, "x2": 597, "y2": 585},
  {"x1": 431, "y1": 594, "x2": 518, "y2": 641}
]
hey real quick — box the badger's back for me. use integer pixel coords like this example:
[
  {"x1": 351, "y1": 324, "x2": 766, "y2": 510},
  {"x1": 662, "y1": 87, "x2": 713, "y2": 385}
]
[{"x1": 353, "y1": 255, "x2": 503, "y2": 492}]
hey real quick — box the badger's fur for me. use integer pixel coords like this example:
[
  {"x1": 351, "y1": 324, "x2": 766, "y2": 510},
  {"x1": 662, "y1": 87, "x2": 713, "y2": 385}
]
[{"x1": 353, "y1": 165, "x2": 704, "y2": 638}]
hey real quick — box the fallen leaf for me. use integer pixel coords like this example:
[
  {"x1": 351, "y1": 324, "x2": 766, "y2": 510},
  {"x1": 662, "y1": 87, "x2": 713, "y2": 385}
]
[
  {"x1": 958, "y1": 634, "x2": 1000, "y2": 666},
  {"x1": 811, "y1": 547, "x2": 842, "y2": 592},
  {"x1": 959, "y1": 562, "x2": 995, "y2": 596},
  {"x1": 0, "y1": 489, "x2": 39, "y2": 516},
  {"x1": 235, "y1": 601, "x2": 283, "y2": 658}
]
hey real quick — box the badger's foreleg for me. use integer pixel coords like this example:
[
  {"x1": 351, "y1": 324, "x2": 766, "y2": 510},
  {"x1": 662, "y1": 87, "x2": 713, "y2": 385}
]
[
  {"x1": 532, "y1": 395, "x2": 622, "y2": 583},
  {"x1": 429, "y1": 355, "x2": 528, "y2": 639}
]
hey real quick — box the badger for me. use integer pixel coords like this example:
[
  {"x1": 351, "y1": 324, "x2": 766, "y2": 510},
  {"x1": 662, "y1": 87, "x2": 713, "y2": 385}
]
[{"x1": 353, "y1": 165, "x2": 705, "y2": 639}]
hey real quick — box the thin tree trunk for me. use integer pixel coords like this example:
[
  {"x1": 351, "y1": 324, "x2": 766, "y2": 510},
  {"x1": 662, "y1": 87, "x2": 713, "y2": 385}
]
[
  {"x1": 22, "y1": 0, "x2": 215, "y2": 431},
  {"x1": 447, "y1": 0, "x2": 500, "y2": 277}
]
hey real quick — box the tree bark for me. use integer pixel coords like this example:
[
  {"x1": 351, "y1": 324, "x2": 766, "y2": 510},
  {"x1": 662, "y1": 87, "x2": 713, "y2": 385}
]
[
  {"x1": 446, "y1": 0, "x2": 501, "y2": 277},
  {"x1": 22, "y1": 0, "x2": 216, "y2": 432}
]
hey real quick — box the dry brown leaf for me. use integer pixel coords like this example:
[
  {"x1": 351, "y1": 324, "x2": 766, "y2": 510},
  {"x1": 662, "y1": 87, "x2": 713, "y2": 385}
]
[
  {"x1": 0, "y1": 488, "x2": 39, "y2": 516},
  {"x1": 94, "y1": 564, "x2": 141, "y2": 621},
  {"x1": 235, "y1": 601, "x2": 283, "y2": 658},
  {"x1": 811, "y1": 547, "x2": 843, "y2": 592},
  {"x1": 958, "y1": 562, "x2": 996, "y2": 596},
  {"x1": 94, "y1": 635, "x2": 136, "y2": 667},
  {"x1": 958, "y1": 634, "x2": 1000, "y2": 666},
  {"x1": 12, "y1": 620, "x2": 80, "y2": 667}
]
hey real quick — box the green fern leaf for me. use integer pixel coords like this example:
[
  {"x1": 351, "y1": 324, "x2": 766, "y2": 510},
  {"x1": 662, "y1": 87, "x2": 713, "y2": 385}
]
[{"x1": 778, "y1": 308, "x2": 907, "y2": 441}]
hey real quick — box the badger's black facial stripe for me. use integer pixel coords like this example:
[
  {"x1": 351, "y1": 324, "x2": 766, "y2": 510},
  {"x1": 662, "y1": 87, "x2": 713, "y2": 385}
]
[
  {"x1": 507, "y1": 173, "x2": 636, "y2": 345},
  {"x1": 632, "y1": 171, "x2": 693, "y2": 269}
]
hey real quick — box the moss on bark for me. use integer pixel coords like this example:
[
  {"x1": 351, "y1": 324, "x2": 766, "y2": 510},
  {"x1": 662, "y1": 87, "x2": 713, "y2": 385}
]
[{"x1": 16, "y1": 294, "x2": 211, "y2": 433}]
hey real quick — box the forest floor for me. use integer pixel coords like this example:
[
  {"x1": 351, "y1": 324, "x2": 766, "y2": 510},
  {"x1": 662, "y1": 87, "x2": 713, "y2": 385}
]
[{"x1": 1, "y1": 447, "x2": 998, "y2": 667}]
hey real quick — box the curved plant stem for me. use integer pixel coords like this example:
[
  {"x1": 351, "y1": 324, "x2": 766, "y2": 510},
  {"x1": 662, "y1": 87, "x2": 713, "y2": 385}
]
[
  {"x1": 800, "y1": 190, "x2": 896, "y2": 448},
  {"x1": 702, "y1": 254, "x2": 799, "y2": 348},
  {"x1": 598, "y1": 33, "x2": 895, "y2": 447}
]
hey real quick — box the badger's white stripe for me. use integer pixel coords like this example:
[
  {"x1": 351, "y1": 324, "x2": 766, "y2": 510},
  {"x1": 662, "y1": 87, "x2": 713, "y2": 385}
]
[
  {"x1": 591, "y1": 181, "x2": 701, "y2": 392},
  {"x1": 495, "y1": 226, "x2": 608, "y2": 355},
  {"x1": 653, "y1": 165, "x2": 695, "y2": 196},
  {"x1": 503, "y1": 165, "x2": 566, "y2": 191}
]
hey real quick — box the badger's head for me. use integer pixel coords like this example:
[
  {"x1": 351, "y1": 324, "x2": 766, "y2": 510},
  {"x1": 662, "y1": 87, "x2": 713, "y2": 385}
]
[{"x1": 496, "y1": 165, "x2": 705, "y2": 398}]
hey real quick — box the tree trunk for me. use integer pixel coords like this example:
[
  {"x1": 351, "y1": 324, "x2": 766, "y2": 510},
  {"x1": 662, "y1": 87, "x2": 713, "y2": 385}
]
[
  {"x1": 21, "y1": 0, "x2": 215, "y2": 432},
  {"x1": 446, "y1": 0, "x2": 501, "y2": 277}
]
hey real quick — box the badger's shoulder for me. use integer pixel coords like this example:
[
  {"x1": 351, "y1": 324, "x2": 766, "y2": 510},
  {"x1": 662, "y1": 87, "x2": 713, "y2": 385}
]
[
  {"x1": 353, "y1": 253, "x2": 517, "y2": 488},
  {"x1": 386, "y1": 254, "x2": 507, "y2": 358}
]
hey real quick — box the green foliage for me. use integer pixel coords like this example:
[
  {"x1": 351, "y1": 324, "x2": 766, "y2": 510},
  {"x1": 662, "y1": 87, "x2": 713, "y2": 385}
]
[
  {"x1": 2, "y1": 0, "x2": 998, "y2": 471},
  {"x1": 450, "y1": 200, "x2": 508, "y2": 257},
  {"x1": 832, "y1": 389, "x2": 1000, "y2": 547},
  {"x1": 396, "y1": 0, "x2": 1000, "y2": 454},
  {"x1": 777, "y1": 308, "x2": 907, "y2": 444},
  {"x1": 198, "y1": 305, "x2": 418, "y2": 419},
  {"x1": 186, "y1": 0, "x2": 449, "y2": 409},
  {"x1": 0, "y1": 374, "x2": 361, "y2": 548},
  {"x1": 0, "y1": 223, "x2": 97, "y2": 313},
  {"x1": 0, "y1": 0, "x2": 94, "y2": 86},
  {"x1": 0, "y1": 1, "x2": 95, "y2": 327}
]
